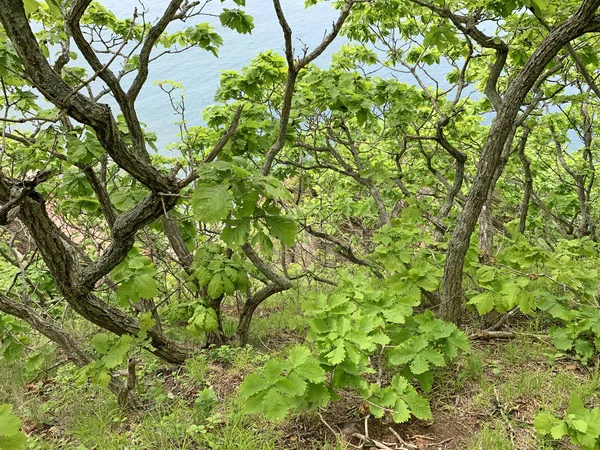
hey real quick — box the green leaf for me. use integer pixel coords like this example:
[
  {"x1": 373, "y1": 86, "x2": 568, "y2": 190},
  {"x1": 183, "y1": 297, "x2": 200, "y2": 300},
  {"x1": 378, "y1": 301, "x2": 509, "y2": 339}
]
[
  {"x1": 221, "y1": 218, "x2": 251, "y2": 246},
  {"x1": 550, "y1": 422, "x2": 569, "y2": 439},
  {"x1": 181, "y1": 23, "x2": 223, "y2": 57},
  {"x1": 422, "y1": 349, "x2": 445, "y2": 367},
  {"x1": 239, "y1": 374, "x2": 269, "y2": 398},
  {"x1": 356, "y1": 108, "x2": 369, "y2": 126},
  {"x1": 103, "y1": 335, "x2": 133, "y2": 369},
  {"x1": 187, "y1": 305, "x2": 219, "y2": 334},
  {"x1": 549, "y1": 327, "x2": 573, "y2": 351},
  {"x1": 191, "y1": 184, "x2": 233, "y2": 223},
  {"x1": 244, "y1": 392, "x2": 266, "y2": 414},
  {"x1": 574, "y1": 339, "x2": 594, "y2": 362},
  {"x1": 116, "y1": 279, "x2": 136, "y2": 306},
  {"x1": 517, "y1": 291, "x2": 536, "y2": 315},
  {"x1": 295, "y1": 360, "x2": 326, "y2": 384},
  {"x1": 382, "y1": 308, "x2": 408, "y2": 324},
  {"x1": 263, "y1": 359, "x2": 286, "y2": 384},
  {"x1": 377, "y1": 387, "x2": 397, "y2": 407},
  {"x1": 389, "y1": 349, "x2": 415, "y2": 366},
  {"x1": 476, "y1": 266, "x2": 497, "y2": 283},
  {"x1": 410, "y1": 353, "x2": 429, "y2": 375},
  {"x1": 252, "y1": 231, "x2": 273, "y2": 257},
  {"x1": 66, "y1": 132, "x2": 104, "y2": 165},
  {"x1": 222, "y1": 274, "x2": 235, "y2": 295},
  {"x1": 567, "y1": 393, "x2": 586, "y2": 416},
  {"x1": 219, "y1": 8, "x2": 254, "y2": 34},
  {"x1": 95, "y1": 370, "x2": 112, "y2": 388},
  {"x1": 275, "y1": 372, "x2": 307, "y2": 397},
  {"x1": 92, "y1": 333, "x2": 110, "y2": 354},
  {"x1": 587, "y1": 408, "x2": 600, "y2": 436},
  {"x1": 138, "y1": 312, "x2": 156, "y2": 340},
  {"x1": 207, "y1": 273, "x2": 225, "y2": 299},
  {"x1": 304, "y1": 383, "x2": 331, "y2": 407},
  {"x1": 0, "y1": 433, "x2": 26, "y2": 450},
  {"x1": 468, "y1": 291, "x2": 495, "y2": 315},
  {"x1": 532, "y1": 0, "x2": 548, "y2": 12},
  {"x1": 370, "y1": 331, "x2": 391, "y2": 346},
  {"x1": 391, "y1": 375, "x2": 408, "y2": 393},
  {"x1": 23, "y1": 0, "x2": 41, "y2": 16},
  {"x1": 194, "y1": 266, "x2": 213, "y2": 287},
  {"x1": 137, "y1": 273, "x2": 159, "y2": 299},
  {"x1": 264, "y1": 215, "x2": 298, "y2": 247},
  {"x1": 369, "y1": 402, "x2": 385, "y2": 418},
  {"x1": 261, "y1": 388, "x2": 289, "y2": 421},
  {"x1": 570, "y1": 419, "x2": 588, "y2": 433},
  {"x1": 288, "y1": 345, "x2": 311, "y2": 368},
  {"x1": 404, "y1": 391, "x2": 432, "y2": 420},
  {"x1": 534, "y1": 412, "x2": 559, "y2": 434},
  {"x1": 415, "y1": 371, "x2": 434, "y2": 392},
  {"x1": 326, "y1": 343, "x2": 346, "y2": 365},
  {"x1": 0, "y1": 405, "x2": 21, "y2": 437},
  {"x1": 392, "y1": 398, "x2": 411, "y2": 423},
  {"x1": 45, "y1": 0, "x2": 63, "y2": 18},
  {"x1": 116, "y1": 273, "x2": 158, "y2": 306},
  {"x1": 444, "y1": 330, "x2": 470, "y2": 359}
]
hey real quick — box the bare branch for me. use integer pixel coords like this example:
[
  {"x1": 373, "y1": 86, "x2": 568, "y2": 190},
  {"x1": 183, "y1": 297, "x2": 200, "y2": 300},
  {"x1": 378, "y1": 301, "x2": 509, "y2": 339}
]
[
  {"x1": 178, "y1": 104, "x2": 244, "y2": 188},
  {"x1": 261, "y1": 0, "x2": 355, "y2": 175},
  {"x1": 128, "y1": 0, "x2": 186, "y2": 102}
]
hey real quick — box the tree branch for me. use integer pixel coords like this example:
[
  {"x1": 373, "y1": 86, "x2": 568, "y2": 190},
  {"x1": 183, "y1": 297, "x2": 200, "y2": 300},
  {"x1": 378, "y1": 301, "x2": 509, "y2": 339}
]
[
  {"x1": 0, "y1": 170, "x2": 50, "y2": 225},
  {"x1": 128, "y1": 0, "x2": 186, "y2": 102},
  {"x1": 261, "y1": 0, "x2": 355, "y2": 175}
]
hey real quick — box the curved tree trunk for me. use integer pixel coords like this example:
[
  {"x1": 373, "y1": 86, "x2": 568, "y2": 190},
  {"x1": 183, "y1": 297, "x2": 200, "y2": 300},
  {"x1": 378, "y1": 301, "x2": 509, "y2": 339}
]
[{"x1": 440, "y1": 1, "x2": 600, "y2": 323}]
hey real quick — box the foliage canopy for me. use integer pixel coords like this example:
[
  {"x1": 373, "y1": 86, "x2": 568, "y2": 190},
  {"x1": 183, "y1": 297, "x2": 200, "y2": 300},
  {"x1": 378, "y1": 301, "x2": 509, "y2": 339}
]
[{"x1": 1, "y1": 0, "x2": 600, "y2": 445}]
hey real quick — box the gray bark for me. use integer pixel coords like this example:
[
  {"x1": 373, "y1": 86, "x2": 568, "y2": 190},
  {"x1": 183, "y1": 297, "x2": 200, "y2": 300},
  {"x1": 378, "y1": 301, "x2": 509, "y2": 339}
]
[{"x1": 440, "y1": 1, "x2": 600, "y2": 323}]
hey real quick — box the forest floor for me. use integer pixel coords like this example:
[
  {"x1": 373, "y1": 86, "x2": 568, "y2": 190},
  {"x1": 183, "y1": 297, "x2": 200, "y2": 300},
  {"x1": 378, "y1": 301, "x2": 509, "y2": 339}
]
[{"x1": 1, "y1": 291, "x2": 598, "y2": 449}]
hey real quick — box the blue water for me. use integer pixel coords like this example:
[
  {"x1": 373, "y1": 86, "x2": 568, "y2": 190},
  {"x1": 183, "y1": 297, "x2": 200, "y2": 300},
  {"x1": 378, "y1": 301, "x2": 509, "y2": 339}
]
[
  {"x1": 91, "y1": 3, "x2": 584, "y2": 155},
  {"x1": 101, "y1": 1, "x2": 346, "y2": 149}
]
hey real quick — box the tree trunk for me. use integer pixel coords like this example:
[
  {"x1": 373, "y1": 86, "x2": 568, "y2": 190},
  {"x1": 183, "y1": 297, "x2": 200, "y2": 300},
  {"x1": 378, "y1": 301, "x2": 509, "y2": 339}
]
[
  {"x1": 518, "y1": 129, "x2": 533, "y2": 234},
  {"x1": 478, "y1": 198, "x2": 494, "y2": 264},
  {"x1": 440, "y1": 1, "x2": 600, "y2": 323},
  {"x1": 235, "y1": 282, "x2": 290, "y2": 346},
  {"x1": 15, "y1": 195, "x2": 189, "y2": 364}
]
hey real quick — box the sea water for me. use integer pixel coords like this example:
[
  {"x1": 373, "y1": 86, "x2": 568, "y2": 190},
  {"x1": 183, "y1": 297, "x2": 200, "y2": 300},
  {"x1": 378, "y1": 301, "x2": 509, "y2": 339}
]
[{"x1": 100, "y1": 0, "x2": 347, "y2": 149}]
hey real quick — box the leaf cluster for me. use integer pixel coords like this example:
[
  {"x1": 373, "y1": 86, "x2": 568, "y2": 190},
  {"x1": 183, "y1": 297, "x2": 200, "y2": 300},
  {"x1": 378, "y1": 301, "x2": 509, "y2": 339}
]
[{"x1": 534, "y1": 393, "x2": 600, "y2": 450}]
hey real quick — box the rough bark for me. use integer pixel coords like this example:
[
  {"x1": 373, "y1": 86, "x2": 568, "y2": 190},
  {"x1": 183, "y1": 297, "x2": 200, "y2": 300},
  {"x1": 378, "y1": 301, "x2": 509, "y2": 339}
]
[
  {"x1": 0, "y1": 1, "x2": 191, "y2": 363},
  {"x1": 0, "y1": 170, "x2": 188, "y2": 364},
  {"x1": 478, "y1": 198, "x2": 494, "y2": 264},
  {"x1": 439, "y1": 1, "x2": 600, "y2": 323},
  {"x1": 0, "y1": 0, "x2": 176, "y2": 192},
  {"x1": 518, "y1": 128, "x2": 533, "y2": 234}
]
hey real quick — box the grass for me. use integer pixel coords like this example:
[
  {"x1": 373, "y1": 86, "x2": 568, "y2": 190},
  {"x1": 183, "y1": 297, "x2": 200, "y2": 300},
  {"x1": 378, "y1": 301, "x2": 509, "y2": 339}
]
[
  {"x1": 0, "y1": 360, "x2": 52, "y2": 426},
  {"x1": 2, "y1": 294, "x2": 599, "y2": 450},
  {"x1": 246, "y1": 290, "x2": 309, "y2": 347},
  {"x1": 467, "y1": 423, "x2": 515, "y2": 450},
  {"x1": 447, "y1": 335, "x2": 600, "y2": 449}
]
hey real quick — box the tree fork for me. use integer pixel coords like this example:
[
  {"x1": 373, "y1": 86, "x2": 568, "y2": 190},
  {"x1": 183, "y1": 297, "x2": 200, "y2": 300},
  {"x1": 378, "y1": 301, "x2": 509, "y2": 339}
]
[{"x1": 439, "y1": 0, "x2": 600, "y2": 323}]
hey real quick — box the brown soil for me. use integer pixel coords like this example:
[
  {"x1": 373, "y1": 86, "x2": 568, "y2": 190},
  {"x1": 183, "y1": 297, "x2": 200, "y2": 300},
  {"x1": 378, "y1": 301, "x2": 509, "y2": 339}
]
[{"x1": 277, "y1": 407, "x2": 476, "y2": 449}]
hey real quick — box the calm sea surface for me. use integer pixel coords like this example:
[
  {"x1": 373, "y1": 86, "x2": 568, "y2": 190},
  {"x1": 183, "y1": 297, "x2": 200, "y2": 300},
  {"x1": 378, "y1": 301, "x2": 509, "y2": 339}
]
[{"x1": 101, "y1": 1, "x2": 347, "y2": 149}]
